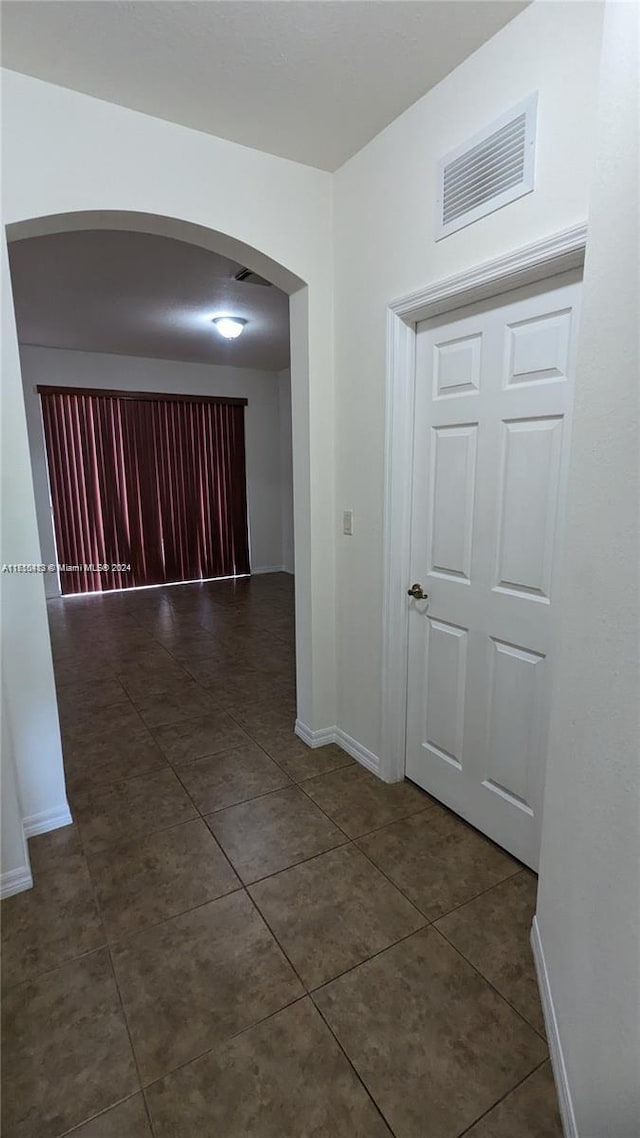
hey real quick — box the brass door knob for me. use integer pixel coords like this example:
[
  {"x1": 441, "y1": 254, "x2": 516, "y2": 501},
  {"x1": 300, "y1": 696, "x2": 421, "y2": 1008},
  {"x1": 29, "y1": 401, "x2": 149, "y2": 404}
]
[{"x1": 407, "y1": 583, "x2": 428, "y2": 600}]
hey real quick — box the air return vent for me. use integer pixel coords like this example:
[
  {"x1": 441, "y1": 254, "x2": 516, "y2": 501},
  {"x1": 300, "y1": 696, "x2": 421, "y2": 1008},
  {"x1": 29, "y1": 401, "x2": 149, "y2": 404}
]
[
  {"x1": 436, "y1": 94, "x2": 537, "y2": 240},
  {"x1": 233, "y1": 267, "x2": 272, "y2": 287}
]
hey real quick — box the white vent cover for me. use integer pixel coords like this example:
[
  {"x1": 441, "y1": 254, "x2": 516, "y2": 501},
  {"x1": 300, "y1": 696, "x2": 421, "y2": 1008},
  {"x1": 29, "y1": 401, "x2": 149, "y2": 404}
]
[{"x1": 436, "y1": 94, "x2": 538, "y2": 240}]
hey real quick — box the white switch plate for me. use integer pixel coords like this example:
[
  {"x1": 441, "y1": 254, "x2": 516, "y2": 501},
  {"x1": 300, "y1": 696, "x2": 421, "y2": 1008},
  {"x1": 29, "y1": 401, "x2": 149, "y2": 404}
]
[{"x1": 343, "y1": 509, "x2": 354, "y2": 536}]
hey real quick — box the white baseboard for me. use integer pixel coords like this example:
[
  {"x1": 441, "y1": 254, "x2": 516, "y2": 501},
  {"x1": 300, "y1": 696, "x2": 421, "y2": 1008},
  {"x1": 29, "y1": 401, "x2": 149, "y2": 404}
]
[
  {"x1": 0, "y1": 806, "x2": 73, "y2": 897},
  {"x1": 333, "y1": 728, "x2": 381, "y2": 776},
  {"x1": 251, "y1": 565, "x2": 286, "y2": 575},
  {"x1": 294, "y1": 721, "x2": 382, "y2": 777},
  {"x1": 531, "y1": 915, "x2": 578, "y2": 1138},
  {"x1": 1, "y1": 864, "x2": 33, "y2": 898},
  {"x1": 23, "y1": 803, "x2": 73, "y2": 839},
  {"x1": 294, "y1": 720, "x2": 337, "y2": 749}
]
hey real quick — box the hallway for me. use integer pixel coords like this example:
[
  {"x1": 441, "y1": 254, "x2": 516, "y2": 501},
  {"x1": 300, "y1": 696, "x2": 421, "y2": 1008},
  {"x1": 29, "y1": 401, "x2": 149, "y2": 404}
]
[{"x1": 2, "y1": 574, "x2": 561, "y2": 1138}]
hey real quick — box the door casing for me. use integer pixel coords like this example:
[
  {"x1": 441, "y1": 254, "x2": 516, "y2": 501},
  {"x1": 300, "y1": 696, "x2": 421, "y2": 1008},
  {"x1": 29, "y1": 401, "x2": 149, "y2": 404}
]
[{"x1": 380, "y1": 223, "x2": 587, "y2": 785}]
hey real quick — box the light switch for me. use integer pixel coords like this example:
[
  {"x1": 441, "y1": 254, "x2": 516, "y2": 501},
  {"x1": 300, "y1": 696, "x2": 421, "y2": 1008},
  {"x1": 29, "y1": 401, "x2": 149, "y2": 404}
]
[{"x1": 343, "y1": 509, "x2": 354, "y2": 536}]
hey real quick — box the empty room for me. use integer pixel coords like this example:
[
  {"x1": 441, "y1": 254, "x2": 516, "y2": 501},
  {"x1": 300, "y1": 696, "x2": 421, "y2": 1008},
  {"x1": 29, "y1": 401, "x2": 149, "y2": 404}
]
[{"x1": 0, "y1": 3, "x2": 637, "y2": 1138}]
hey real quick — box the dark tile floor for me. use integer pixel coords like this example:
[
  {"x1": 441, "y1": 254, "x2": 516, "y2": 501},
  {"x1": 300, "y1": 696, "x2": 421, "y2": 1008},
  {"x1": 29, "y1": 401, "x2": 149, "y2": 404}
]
[{"x1": 1, "y1": 573, "x2": 562, "y2": 1137}]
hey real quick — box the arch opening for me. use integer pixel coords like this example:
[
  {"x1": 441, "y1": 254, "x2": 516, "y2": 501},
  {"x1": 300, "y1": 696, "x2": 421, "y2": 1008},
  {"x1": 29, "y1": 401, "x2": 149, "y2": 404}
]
[{"x1": 3, "y1": 208, "x2": 314, "y2": 838}]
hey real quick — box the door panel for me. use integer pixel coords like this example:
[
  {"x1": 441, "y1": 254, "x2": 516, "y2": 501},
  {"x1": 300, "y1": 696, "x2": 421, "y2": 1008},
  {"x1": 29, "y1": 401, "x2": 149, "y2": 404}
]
[
  {"x1": 494, "y1": 416, "x2": 564, "y2": 601},
  {"x1": 428, "y1": 424, "x2": 478, "y2": 582},
  {"x1": 423, "y1": 617, "x2": 468, "y2": 769},
  {"x1": 406, "y1": 272, "x2": 581, "y2": 868},
  {"x1": 504, "y1": 308, "x2": 572, "y2": 386},
  {"x1": 485, "y1": 637, "x2": 545, "y2": 811},
  {"x1": 433, "y1": 331, "x2": 482, "y2": 398}
]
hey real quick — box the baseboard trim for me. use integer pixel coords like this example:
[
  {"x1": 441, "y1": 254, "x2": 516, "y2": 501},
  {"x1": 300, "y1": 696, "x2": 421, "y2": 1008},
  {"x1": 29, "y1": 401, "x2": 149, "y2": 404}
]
[
  {"x1": 23, "y1": 804, "x2": 73, "y2": 839},
  {"x1": 251, "y1": 565, "x2": 286, "y2": 575},
  {"x1": 0, "y1": 865, "x2": 33, "y2": 898},
  {"x1": 294, "y1": 722, "x2": 382, "y2": 777},
  {"x1": 531, "y1": 915, "x2": 578, "y2": 1138},
  {"x1": 294, "y1": 721, "x2": 336, "y2": 749}
]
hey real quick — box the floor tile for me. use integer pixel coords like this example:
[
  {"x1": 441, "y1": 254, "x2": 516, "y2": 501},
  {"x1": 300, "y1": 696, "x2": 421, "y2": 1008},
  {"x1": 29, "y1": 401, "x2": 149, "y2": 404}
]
[
  {"x1": 1, "y1": 950, "x2": 138, "y2": 1138},
  {"x1": 65, "y1": 1095, "x2": 152, "y2": 1138},
  {"x1": 435, "y1": 871, "x2": 544, "y2": 1035},
  {"x1": 358, "y1": 807, "x2": 519, "y2": 920},
  {"x1": 147, "y1": 998, "x2": 391, "y2": 1137},
  {"x1": 62, "y1": 702, "x2": 149, "y2": 749},
  {"x1": 157, "y1": 631, "x2": 220, "y2": 660},
  {"x1": 231, "y1": 703, "x2": 297, "y2": 747},
  {"x1": 216, "y1": 674, "x2": 293, "y2": 713},
  {"x1": 27, "y1": 823, "x2": 84, "y2": 876},
  {"x1": 88, "y1": 819, "x2": 240, "y2": 941},
  {"x1": 74, "y1": 768, "x2": 197, "y2": 855},
  {"x1": 263, "y1": 738, "x2": 355, "y2": 782},
  {"x1": 104, "y1": 644, "x2": 174, "y2": 671},
  {"x1": 65, "y1": 730, "x2": 170, "y2": 793},
  {"x1": 118, "y1": 662, "x2": 193, "y2": 700},
  {"x1": 54, "y1": 658, "x2": 117, "y2": 688},
  {"x1": 6, "y1": 577, "x2": 554, "y2": 1138},
  {"x1": 152, "y1": 711, "x2": 252, "y2": 768},
  {"x1": 250, "y1": 844, "x2": 426, "y2": 988},
  {"x1": 463, "y1": 1062, "x2": 562, "y2": 1137},
  {"x1": 206, "y1": 785, "x2": 347, "y2": 884},
  {"x1": 131, "y1": 681, "x2": 218, "y2": 728},
  {"x1": 1, "y1": 855, "x2": 105, "y2": 988},
  {"x1": 110, "y1": 890, "x2": 303, "y2": 1084},
  {"x1": 182, "y1": 655, "x2": 236, "y2": 687},
  {"x1": 56, "y1": 679, "x2": 129, "y2": 720},
  {"x1": 304, "y1": 764, "x2": 432, "y2": 838},
  {"x1": 177, "y1": 741, "x2": 291, "y2": 812},
  {"x1": 314, "y1": 927, "x2": 547, "y2": 1138}
]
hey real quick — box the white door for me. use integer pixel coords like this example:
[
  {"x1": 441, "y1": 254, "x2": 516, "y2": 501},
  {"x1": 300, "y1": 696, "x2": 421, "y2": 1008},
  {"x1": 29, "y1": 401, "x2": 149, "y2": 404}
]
[{"x1": 406, "y1": 271, "x2": 581, "y2": 869}]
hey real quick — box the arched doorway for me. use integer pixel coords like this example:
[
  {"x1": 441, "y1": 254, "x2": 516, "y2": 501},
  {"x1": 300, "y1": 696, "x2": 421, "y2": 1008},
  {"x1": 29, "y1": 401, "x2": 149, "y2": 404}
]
[{"x1": 2, "y1": 210, "x2": 320, "y2": 863}]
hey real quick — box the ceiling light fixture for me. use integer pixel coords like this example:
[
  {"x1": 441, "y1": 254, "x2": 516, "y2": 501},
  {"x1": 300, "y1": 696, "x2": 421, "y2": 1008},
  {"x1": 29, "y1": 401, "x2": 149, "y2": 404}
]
[{"x1": 212, "y1": 316, "x2": 247, "y2": 340}]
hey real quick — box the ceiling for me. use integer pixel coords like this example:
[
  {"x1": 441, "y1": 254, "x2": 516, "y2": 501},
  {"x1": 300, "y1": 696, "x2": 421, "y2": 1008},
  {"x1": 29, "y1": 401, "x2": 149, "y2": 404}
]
[
  {"x1": 8, "y1": 230, "x2": 291, "y2": 370},
  {"x1": 1, "y1": 0, "x2": 527, "y2": 171}
]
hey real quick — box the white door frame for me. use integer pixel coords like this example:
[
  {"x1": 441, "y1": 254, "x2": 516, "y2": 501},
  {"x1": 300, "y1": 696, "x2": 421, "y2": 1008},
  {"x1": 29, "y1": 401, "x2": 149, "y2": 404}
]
[{"x1": 380, "y1": 223, "x2": 588, "y2": 784}]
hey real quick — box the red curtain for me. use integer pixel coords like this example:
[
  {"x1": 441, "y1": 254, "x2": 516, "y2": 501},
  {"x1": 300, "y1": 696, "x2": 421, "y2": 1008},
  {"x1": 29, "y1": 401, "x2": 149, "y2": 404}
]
[{"x1": 39, "y1": 389, "x2": 250, "y2": 594}]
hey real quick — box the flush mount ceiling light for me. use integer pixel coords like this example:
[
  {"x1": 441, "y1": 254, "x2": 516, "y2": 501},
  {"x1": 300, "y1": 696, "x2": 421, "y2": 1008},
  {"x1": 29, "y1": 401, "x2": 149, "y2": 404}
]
[{"x1": 212, "y1": 316, "x2": 247, "y2": 340}]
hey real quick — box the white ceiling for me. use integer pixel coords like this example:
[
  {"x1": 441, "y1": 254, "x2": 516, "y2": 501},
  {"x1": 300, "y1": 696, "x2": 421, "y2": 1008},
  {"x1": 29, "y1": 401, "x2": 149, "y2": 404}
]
[
  {"x1": 1, "y1": 0, "x2": 527, "y2": 171},
  {"x1": 8, "y1": 230, "x2": 291, "y2": 370}
]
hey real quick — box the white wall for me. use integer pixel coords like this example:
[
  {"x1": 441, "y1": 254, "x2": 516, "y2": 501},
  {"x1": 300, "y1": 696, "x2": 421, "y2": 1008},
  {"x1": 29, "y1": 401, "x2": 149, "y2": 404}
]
[
  {"x1": 535, "y1": 3, "x2": 640, "y2": 1133},
  {"x1": 278, "y1": 368, "x2": 295, "y2": 575},
  {"x1": 1, "y1": 681, "x2": 32, "y2": 897},
  {"x1": 1, "y1": 240, "x2": 70, "y2": 840},
  {"x1": 18, "y1": 346, "x2": 294, "y2": 593},
  {"x1": 1, "y1": 66, "x2": 336, "y2": 871},
  {"x1": 332, "y1": 0, "x2": 604, "y2": 759}
]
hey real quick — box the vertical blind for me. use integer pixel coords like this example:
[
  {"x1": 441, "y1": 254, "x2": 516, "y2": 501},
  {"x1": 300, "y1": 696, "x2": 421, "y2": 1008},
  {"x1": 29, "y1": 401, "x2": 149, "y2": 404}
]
[{"x1": 39, "y1": 387, "x2": 250, "y2": 595}]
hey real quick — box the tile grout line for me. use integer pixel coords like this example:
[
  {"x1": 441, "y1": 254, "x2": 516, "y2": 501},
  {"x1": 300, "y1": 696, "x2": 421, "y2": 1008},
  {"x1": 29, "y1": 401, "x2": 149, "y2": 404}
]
[
  {"x1": 241, "y1": 889, "x2": 398, "y2": 1136},
  {"x1": 138, "y1": 991, "x2": 311, "y2": 1104},
  {"x1": 1, "y1": 943, "x2": 110, "y2": 995},
  {"x1": 426, "y1": 866, "x2": 525, "y2": 925},
  {"x1": 63, "y1": 707, "x2": 531, "y2": 1004},
  {"x1": 41, "y1": 582, "x2": 548, "y2": 1138},
  {"x1": 48, "y1": 586, "x2": 302, "y2": 1136},
  {"x1": 455, "y1": 1057, "x2": 551, "y2": 1137},
  {"x1": 62, "y1": 691, "x2": 428, "y2": 1132},
  {"x1": 306, "y1": 922, "x2": 432, "y2": 995},
  {"x1": 433, "y1": 920, "x2": 549, "y2": 1043},
  {"x1": 76, "y1": 822, "x2": 150, "y2": 1098},
  {"x1": 311, "y1": 996, "x2": 398, "y2": 1136},
  {"x1": 351, "y1": 823, "x2": 528, "y2": 932},
  {"x1": 70, "y1": 741, "x2": 526, "y2": 950},
  {"x1": 56, "y1": 1091, "x2": 145, "y2": 1138},
  {"x1": 56, "y1": 676, "x2": 526, "y2": 969}
]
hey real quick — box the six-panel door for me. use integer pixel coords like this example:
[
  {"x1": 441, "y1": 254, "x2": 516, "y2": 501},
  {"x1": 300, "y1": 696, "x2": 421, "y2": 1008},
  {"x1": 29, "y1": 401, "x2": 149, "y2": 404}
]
[{"x1": 406, "y1": 271, "x2": 582, "y2": 869}]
